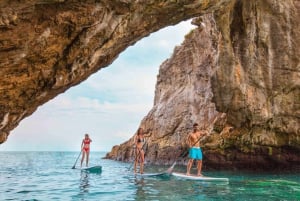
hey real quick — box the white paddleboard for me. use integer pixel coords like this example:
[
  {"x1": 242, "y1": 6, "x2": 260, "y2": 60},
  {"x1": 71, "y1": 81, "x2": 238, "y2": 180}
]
[
  {"x1": 134, "y1": 172, "x2": 166, "y2": 177},
  {"x1": 172, "y1": 172, "x2": 229, "y2": 181},
  {"x1": 80, "y1": 165, "x2": 102, "y2": 173}
]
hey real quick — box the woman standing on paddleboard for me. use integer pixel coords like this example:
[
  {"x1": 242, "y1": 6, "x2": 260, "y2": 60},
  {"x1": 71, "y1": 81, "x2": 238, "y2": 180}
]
[
  {"x1": 81, "y1": 133, "x2": 92, "y2": 167},
  {"x1": 134, "y1": 128, "x2": 145, "y2": 174}
]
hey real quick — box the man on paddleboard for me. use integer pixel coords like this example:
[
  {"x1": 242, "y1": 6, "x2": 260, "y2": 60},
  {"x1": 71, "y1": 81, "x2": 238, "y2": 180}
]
[{"x1": 186, "y1": 123, "x2": 207, "y2": 176}]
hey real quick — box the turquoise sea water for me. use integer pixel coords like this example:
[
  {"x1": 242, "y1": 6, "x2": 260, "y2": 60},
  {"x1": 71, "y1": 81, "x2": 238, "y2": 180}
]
[{"x1": 0, "y1": 152, "x2": 299, "y2": 201}]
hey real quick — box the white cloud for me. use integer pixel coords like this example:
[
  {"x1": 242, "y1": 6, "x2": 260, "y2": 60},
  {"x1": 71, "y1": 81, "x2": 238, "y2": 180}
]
[
  {"x1": 46, "y1": 95, "x2": 151, "y2": 115},
  {"x1": 86, "y1": 65, "x2": 157, "y2": 98}
]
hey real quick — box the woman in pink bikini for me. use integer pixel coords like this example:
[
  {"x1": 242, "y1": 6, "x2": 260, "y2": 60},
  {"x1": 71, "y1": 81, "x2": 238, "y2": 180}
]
[{"x1": 81, "y1": 133, "x2": 92, "y2": 167}]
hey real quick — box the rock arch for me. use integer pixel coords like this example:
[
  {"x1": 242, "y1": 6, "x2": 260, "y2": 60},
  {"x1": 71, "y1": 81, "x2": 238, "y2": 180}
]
[
  {"x1": 0, "y1": 0, "x2": 299, "y2": 170},
  {"x1": 0, "y1": 0, "x2": 230, "y2": 142}
]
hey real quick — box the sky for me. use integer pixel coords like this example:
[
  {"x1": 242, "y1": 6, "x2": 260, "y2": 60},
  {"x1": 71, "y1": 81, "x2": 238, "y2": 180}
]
[{"x1": 0, "y1": 20, "x2": 195, "y2": 152}]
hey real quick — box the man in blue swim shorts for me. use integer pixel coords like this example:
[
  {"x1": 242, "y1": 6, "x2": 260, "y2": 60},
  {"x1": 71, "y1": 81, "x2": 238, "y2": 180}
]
[{"x1": 186, "y1": 123, "x2": 207, "y2": 176}]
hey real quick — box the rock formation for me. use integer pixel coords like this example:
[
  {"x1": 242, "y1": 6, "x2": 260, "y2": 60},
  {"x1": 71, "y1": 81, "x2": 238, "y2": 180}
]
[
  {"x1": 0, "y1": 0, "x2": 299, "y2": 170},
  {"x1": 106, "y1": 1, "x2": 300, "y2": 170},
  {"x1": 0, "y1": 0, "x2": 230, "y2": 143}
]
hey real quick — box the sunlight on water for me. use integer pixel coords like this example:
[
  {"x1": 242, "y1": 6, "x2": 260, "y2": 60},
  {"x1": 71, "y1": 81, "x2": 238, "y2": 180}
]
[{"x1": 0, "y1": 152, "x2": 299, "y2": 201}]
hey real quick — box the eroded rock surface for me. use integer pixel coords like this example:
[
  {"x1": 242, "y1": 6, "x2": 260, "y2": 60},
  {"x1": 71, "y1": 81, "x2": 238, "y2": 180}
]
[
  {"x1": 106, "y1": 1, "x2": 300, "y2": 170},
  {"x1": 1, "y1": 0, "x2": 299, "y2": 170},
  {"x1": 0, "y1": 0, "x2": 230, "y2": 142}
]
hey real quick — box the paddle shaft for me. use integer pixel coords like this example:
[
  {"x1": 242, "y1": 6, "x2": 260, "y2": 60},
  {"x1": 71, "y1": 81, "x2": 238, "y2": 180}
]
[
  {"x1": 72, "y1": 150, "x2": 82, "y2": 169},
  {"x1": 180, "y1": 135, "x2": 203, "y2": 158}
]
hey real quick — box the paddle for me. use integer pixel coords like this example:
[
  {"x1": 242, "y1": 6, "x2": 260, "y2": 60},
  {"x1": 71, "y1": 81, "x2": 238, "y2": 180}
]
[
  {"x1": 165, "y1": 148, "x2": 191, "y2": 174},
  {"x1": 71, "y1": 150, "x2": 82, "y2": 169}
]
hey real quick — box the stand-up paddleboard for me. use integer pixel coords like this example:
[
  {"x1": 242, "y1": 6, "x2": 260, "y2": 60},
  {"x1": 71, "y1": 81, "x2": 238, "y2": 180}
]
[
  {"x1": 172, "y1": 172, "x2": 229, "y2": 181},
  {"x1": 134, "y1": 172, "x2": 166, "y2": 177},
  {"x1": 80, "y1": 165, "x2": 102, "y2": 174}
]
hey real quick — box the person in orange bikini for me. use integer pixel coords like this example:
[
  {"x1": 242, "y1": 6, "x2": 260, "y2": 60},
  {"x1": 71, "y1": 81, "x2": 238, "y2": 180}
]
[{"x1": 81, "y1": 133, "x2": 92, "y2": 167}]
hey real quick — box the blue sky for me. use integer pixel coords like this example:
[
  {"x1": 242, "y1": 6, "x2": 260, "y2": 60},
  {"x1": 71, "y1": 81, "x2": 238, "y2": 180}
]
[{"x1": 0, "y1": 20, "x2": 195, "y2": 152}]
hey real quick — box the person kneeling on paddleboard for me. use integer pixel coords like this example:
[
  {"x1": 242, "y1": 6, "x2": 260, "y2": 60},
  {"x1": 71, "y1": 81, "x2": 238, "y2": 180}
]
[
  {"x1": 81, "y1": 133, "x2": 92, "y2": 167},
  {"x1": 186, "y1": 123, "x2": 207, "y2": 176}
]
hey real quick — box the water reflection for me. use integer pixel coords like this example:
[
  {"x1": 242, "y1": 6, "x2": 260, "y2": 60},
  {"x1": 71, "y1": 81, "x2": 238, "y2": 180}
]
[
  {"x1": 79, "y1": 171, "x2": 90, "y2": 194},
  {"x1": 190, "y1": 180, "x2": 231, "y2": 199},
  {"x1": 134, "y1": 177, "x2": 146, "y2": 200},
  {"x1": 130, "y1": 173, "x2": 231, "y2": 200}
]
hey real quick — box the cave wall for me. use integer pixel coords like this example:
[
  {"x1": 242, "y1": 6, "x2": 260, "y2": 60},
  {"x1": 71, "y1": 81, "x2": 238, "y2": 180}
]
[
  {"x1": 210, "y1": 0, "x2": 300, "y2": 169},
  {"x1": 213, "y1": 0, "x2": 299, "y2": 138}
]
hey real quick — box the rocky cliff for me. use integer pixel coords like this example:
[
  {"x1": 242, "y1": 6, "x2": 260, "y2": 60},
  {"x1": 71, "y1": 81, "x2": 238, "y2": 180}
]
[
  {"x1": 106, "y1": 1, "x2": 300, "y2": 171},
  {"x1": 0, "y1": 0, "x2": 299, "y2": 170}
]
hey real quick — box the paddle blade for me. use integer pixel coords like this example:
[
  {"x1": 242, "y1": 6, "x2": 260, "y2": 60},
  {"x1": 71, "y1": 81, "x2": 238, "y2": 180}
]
[{"x1": 166, "y1": 162, "x2": 176, "y2": 174}]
